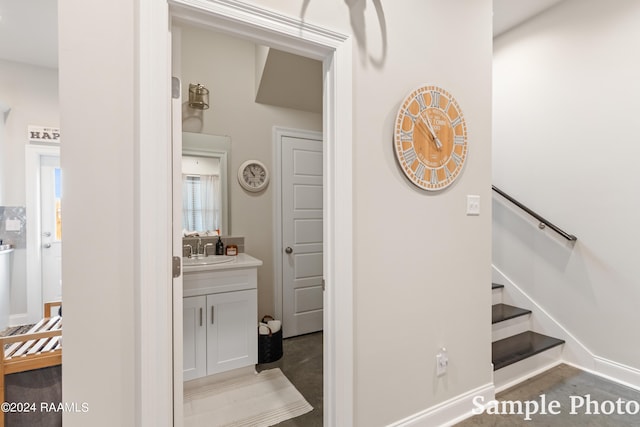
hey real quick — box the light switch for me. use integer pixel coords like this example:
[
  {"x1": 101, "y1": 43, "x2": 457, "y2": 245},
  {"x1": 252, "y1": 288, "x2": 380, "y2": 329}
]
[
  {"x1": 5, "y1": 219, "x2": 21, "y2": 231},
  {"x1": 466, "y1": 195, "x2": 480, "y2": 216}
]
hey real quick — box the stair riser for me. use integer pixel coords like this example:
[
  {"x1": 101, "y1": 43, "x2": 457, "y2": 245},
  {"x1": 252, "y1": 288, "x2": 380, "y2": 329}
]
[
  {"x1": 493, "y1": 345, "x2": 563, "y2": 392},
  {"x1": 492, "y1": 288, "x2": 503, "y2": 305},
  {"x1": 492, "y1": 314, "x2": 531, "y2": 342}
]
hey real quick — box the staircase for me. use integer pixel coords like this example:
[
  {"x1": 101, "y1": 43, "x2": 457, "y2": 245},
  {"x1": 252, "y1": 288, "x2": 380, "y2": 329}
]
[{"x1": 491, "y1": 283, "x2": 565, "y2": 390}]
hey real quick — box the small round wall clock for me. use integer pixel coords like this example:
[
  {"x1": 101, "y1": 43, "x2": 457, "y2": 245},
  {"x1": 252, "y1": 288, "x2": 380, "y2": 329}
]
[
  {"x1": 393, "y1": 85, "x2": 468, "y2": 191},
  {"x1": 238, "y1": 160, "x2": 269, "y2": 192}
]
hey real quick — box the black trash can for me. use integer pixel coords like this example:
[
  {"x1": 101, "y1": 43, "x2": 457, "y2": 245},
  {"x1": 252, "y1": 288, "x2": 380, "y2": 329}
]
[{"x1": 258, "y1": 316, "x2": 283, "y2": 363}]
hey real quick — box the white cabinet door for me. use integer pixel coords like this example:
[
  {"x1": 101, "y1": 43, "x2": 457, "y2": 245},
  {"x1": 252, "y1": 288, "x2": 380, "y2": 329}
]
[
  {"x1": 183, "y1": 296, "x2": 206, "y2": 381},
  {"x1": 206, "y1": 289, "x2": 257, "y2": 375}
]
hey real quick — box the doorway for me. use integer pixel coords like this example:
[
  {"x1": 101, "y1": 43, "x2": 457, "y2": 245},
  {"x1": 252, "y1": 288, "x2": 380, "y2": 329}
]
[
  {"x1": 164, "y1": 1, "x2": 354, "y2": 426},
  {"x1": 25, "y1": 144, "x2": 61, "y2": 323}
]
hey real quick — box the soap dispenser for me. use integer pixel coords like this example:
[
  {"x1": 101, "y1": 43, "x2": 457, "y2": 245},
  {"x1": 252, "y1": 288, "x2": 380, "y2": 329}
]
[{"x1": 215, "y1": 235, "x2": 224, "y2": 255}]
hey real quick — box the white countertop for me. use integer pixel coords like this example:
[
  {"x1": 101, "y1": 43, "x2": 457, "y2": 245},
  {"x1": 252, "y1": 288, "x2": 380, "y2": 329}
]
[{"x1": 183, "y1": 253, "x2": 262, "y2": 274}]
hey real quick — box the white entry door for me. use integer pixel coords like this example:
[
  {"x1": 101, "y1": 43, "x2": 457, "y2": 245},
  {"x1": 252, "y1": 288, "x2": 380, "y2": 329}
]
[
  {"x1": 281, "y1": 132, "x2": 323, "y2": 338},
  {"x1": 40, "y1": 155, "x2": 62, "y2": 305}
]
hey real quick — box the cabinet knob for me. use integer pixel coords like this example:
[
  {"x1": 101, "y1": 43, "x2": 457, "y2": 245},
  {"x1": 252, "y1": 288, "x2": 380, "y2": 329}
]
[{"x1": 285, "y1": 247, "x2": 293, "y2": 254}]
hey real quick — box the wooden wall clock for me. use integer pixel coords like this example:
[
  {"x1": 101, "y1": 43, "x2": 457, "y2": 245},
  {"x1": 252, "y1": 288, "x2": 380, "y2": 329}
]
[{"x1": 394, "y1": 85, "x2": 468, "y2": 191}]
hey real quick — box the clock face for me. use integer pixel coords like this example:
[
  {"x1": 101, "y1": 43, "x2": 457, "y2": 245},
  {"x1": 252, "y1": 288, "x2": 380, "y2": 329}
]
[
  {"x1": 394, "y1": 85, "x2": 468, "y2": 191},
  {"x1": 238, "y1": 160, "x2": 269, "y2": 192}
]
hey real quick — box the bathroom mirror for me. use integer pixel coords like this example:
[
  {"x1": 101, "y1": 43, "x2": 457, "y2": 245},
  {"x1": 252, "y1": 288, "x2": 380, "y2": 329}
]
[{"x1": 182, "y1": 132, "x2": 231, "y2": 235}]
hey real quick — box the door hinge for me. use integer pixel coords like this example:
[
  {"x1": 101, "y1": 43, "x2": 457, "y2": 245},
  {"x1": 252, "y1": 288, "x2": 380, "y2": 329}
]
[
  {"x1": 322, "y1": 279, "x2": 325, "y2": 291},
  {"x1": 172, "y1": 256, "x2": 181, "y2": 278},
  {"x1": 171, "y1": 77, "x2": 181, "y2": 99}
]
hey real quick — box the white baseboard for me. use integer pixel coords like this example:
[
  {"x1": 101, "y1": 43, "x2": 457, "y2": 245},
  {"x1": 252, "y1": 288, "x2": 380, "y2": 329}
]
[
  {"x1": 492, "y1": 264, "x2": 640, "y2": 391},
  {"x1": 562, "y1": 357, "x2": 640, "y2": 393},
  {"x1": 593, "y1": 357, "x2": 640, "y2": 391},
  {"x1": 387, "y1": 383, "x2": 494, "y2": 427}
]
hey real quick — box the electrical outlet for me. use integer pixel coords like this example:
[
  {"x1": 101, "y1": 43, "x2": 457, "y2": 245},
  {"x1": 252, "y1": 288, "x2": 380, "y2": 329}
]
[
  {"x1": 466, "y1": 195, "x2": 480, "y2": 216},
  {"x1": 436, "y1": 348, "x2": 448, "y2": 377}
]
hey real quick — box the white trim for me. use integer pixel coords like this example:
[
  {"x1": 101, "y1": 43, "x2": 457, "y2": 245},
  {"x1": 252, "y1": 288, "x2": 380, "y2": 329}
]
[
  {"x1": 272, "y1": 126, "x2": 323, "y2": 325},
  {"x1": 575, "y1": 357, "x2": 640, "y2": 393},
  {"x1": 493, "y1": 264, "x2": 640, "y2": 391},
  {"x1": 25, "y1": 144, "x2": 59, "y2": 324},
  {"x1": 137, "y1": 0, "x2": 174, "y2": 426},
  {"x1": 387, "y1": 383, "x2": 495, "y2": 427},
  {"x1": 152, "y1": 1, "x2": 355, "y2": 426}
]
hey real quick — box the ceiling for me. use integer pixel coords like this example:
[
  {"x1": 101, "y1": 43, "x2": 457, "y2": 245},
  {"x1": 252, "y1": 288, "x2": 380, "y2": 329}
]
[
  {"x1": 0, "y1": 0, "x2": 58, "y2": 69},
  {"x1": 493, "y1": 0, "x2": 565, "y2": 37}
]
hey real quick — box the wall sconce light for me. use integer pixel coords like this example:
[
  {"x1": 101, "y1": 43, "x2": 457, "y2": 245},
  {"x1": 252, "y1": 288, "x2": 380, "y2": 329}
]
[{"x1": 188, "y1": 83, "x2": 210, "y2": 110}]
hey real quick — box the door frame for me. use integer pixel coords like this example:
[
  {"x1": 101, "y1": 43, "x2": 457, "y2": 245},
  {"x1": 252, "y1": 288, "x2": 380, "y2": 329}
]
[
  {"x1": 25, "y1": 144, "x2": 60, "y2": 324},
  {"x1": 138, "y1": 1, "x2": 354, "y2": 426},
  {"x1": 273, "y1": 127, "x2": 323, "y2": 330}
]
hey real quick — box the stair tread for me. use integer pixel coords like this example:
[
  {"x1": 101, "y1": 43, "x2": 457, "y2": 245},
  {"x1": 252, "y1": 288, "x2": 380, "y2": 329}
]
[
  {"x1": 492, "y1": 303, "x2": 531, "y2": 324},
  {"x1": 492, "y1": 331, "x2": 565, "y2": 370},
  {"x1": 492, "y1": 283, "x2": 504, "y2": 290}
]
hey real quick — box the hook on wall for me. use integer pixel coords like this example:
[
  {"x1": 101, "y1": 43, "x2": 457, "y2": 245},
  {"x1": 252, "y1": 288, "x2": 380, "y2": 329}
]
[{"x1": 300, "y1": 0, "x2": 388, "y2": 68}]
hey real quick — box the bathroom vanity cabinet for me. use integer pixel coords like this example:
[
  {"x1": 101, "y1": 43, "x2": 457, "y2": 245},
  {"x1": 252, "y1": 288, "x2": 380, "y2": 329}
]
[{"x1": 182, "y1": 254, "x2": 262, "y2": 381}]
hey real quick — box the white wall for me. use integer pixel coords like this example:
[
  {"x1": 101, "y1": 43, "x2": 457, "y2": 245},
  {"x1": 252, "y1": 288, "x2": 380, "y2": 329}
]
[
  {"x1": 182, "y1": 156, "x2": 220, "y2": 176},
  {"x1": 493, "y1": 0, "x2": 640, "y2": 372},
  {"x1": 59, "y1": 1, "x2": 493, "y2": 425},
  {"x1": 179, "y1": 26, "x2": 323, "y2": 318},
  {"x1": 0, "y1": 59, "x2": 59, "y2": 316},
  {"x1": 246, "y1": 1, "x2": 493, "y2": 425},
  {"x1": 59, "y1": 0, "x2": 136, "y2": 425}
]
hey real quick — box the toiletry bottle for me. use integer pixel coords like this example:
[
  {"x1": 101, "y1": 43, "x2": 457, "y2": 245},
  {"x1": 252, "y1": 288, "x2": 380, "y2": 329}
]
[{"x1": 215, "y1": 236, "x2": 224, "y2": 255}]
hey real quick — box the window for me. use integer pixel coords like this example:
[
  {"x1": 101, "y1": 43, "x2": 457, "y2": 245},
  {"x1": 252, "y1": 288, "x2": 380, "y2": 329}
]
[{"x1": 182, "y1": 173, "x2": 220, "y2": 232}]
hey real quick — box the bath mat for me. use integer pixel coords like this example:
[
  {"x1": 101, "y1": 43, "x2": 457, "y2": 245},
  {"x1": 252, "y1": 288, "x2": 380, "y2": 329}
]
[{"x1": 184, "y1": 368, "x2": 313, "y2": 427}]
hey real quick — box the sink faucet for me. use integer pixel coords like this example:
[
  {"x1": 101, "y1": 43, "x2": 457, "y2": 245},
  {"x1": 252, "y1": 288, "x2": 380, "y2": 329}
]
[
  {"x1": 197, "y1": 238, "x2": 202, "y2": 256},
  {"x1": 183, "y1": 244, "x2": 193, "y2": 258},
  {"x1": 203, "y1": 243, "x2": 215, "y2": 257}
]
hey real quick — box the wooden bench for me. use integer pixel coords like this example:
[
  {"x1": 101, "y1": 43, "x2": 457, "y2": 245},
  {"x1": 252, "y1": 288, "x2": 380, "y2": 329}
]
[{"x1": 0, "y1": 302, "x2": 62, "y2": 427}]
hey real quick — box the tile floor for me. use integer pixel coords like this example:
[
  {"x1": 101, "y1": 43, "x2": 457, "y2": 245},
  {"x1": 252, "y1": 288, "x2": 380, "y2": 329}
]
[
  {"x1": 456, "y1": 364, "x2": 640, "y2": 426},
  {"x1": 257, "y1": 331, "x2": 323, "y2": 426},
  {"x1": 258, "y1": 342, "x2": 640, "y2": 427}
]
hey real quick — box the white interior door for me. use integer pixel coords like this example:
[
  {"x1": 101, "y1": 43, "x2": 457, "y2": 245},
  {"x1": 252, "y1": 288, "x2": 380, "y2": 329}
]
[
  {"x1": 281, "y1": 132, "x2": 323, "y2": 338},
  {"x1": 40, "y1": 155, "x2": 62, "y2": 305}
]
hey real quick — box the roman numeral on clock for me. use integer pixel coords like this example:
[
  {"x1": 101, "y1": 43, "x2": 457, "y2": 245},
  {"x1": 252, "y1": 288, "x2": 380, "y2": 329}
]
[
  {"x1": 415, "y1": 94, "x2": 427, "y2": 111},
  {"x1": 451, "y1": 116, "x2": 462, "y2": 128},
  {"x1": 430, "y1": 91, "x2": 440, "y2": 107},
  {"x1": 403, "y1": 147, "x2": 417, "y2": 165},
  {"x1": 415, "y1": 163, "x2": 426, "y2": 180},
  {"x1": 430, "y1": 168, "x2": 439, "y2": 185},
  {"x1": 400, "y1": 130, "x2": 413, "y2": 142},
  {"x1": 404, "y1": 108, "x2": 418, "y2": 123},
  {"x1": 443, "y1": 165, "x2": 452, "y2": 179},
  {"x1": 451, "y1": 152, "x2": 462, "y2": 166}
]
